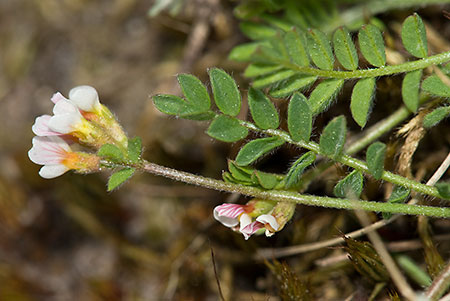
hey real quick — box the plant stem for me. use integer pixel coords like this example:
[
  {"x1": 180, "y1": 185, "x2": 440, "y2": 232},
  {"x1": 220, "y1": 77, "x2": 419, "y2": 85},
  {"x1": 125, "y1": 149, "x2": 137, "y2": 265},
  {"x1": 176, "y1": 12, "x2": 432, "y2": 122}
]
[
  {"x1": 139, "y1": 161, "x2": 450, "y2": 218},
  {"x1": 275, "y1": 51, "x2": 450, "y2": 79},
  {"x1": 240, "y1": 121, "x2": 442, "y2": 199}
]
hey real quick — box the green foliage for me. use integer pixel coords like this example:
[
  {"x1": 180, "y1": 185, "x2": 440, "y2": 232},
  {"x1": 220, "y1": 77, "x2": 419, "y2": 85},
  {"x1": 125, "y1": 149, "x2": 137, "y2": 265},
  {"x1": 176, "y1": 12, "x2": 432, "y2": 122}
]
[
  {"x1": 287, "y1": 93, "x2": 312, "y2": 142},
  {"x1": 283, "y1": 28, "x2": 309, "y2": 67},
  {"x1": 350, "y1": 78, "x2": 376, "y2": 128},
  {"x1": 240, "y1": 21, "x2": 278, "y2": 40},
  {"x1": 209, "y1": 68, "x2": 241, "y2": 116},
  {"x1": 423, "y1": 106, "x2": 450, "y2": 128},
  {"x1": 235, "y1": 137, "x2": 285, "y2": 166},
  {"x1": 358, "y1": 24, "x2": 386, "y2": 67},
  {"x1": 252, "y1": 170, "x2": 280, "y2": 189},
  {"x1": 383, "y1": 185, "x2": 410, "y2": 219},
  {"x1": 402, "y1": 70, "x2": 423, "y2": 112},
  {"x1": 319, "y1": 115, "x2": 346, "y2": 159},
  {"x1": 401, "y1": 13, "x2": 428, "y2": 58},
  {"x1": 177, "y1": 74, "x2": 211, "y2": 112},
  {"x1": 98, "y1": 144, "x2": 124, "y2": 163},
  {"x1": 248, "y1": 87, "x2": 280, "y2": 129},
  {"x1": 107, "y1": 168, "x2": 135, "y2": 191},
  {"x1": 252, "y1": 70, "x2": 296, "y2": 89},
  {"x1": 422, "y1": 75, "x2": 450, "y2": 98},
  {"x1": 284, "y1": 152, "x2": 316, "y2": 190},
  {"x1": 306, "y1": 29, "x2": 334, "y2": 70},
  {"x1": 333, "y1": 27, "x2": 358, "y2": 70},
  {"x1": 127, "y1": 137, "x2": 142, "y2": 163},
  {"x1": 309, "y1": 79, "x2": 344, "y2": 115},
  {"x1": 153, "y1": 94, "x2": 214, "y2": 120},
  {"x1": 228, "y1": 41, "x2": 270, "y2": 62},
  {"x1": 366, "y1": 142, "x2": 386, "y2": 180},
  {"x1": 436, "y1": 182, "x2": 450, "y2": 200},
  {"x1": 207, "y1": 115, "x2": 248, "y2": 142},
  {"x1": 269, "y1": 74, "x2": 317, "y2": 98},
  {"x1": 333, "y1": 170, "x2": 364, "y2": 199}
]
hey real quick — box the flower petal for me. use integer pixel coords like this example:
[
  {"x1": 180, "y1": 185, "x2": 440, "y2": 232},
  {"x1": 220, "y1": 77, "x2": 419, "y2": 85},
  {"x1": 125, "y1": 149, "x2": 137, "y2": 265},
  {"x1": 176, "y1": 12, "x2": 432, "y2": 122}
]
[
  {"x1": 39, "y1": 164, "x2": 69, "y2": 179},
  {"x1": 239, "y1": 213, "x2": 252, "y2": 232},
  {"x1": 69, "y1": 85, "x2": 100, "y2": 112},
  {"x1": 48, "y1": 113, "x2": 83, "y2": 134},
  {"x1": 240, "y1": 221, "x2": 264, "y2": 240},
  {"x1": 28, "y1": 136, "x2": 71, "y2": 165},
  {"x1": 51, "y1": 92, "x2": 69, "y2": 104},
  {"x1": 53, "y1": 99, "x2": 79, "y2": 115},
  {"x1": 32, "y1": 115, "x2": 62, "y2": 136},
  {"x1": 256, "y1": 214, "x2": 280, "y2": 231}
]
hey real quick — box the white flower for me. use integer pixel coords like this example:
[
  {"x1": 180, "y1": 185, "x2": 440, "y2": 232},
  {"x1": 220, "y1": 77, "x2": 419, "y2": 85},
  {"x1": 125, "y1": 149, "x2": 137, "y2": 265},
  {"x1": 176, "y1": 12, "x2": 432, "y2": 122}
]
[
  {"x1": 69, "y1": 85, "x2": 101, "y2": 112},
  {"x1": 213, "y1": 203, "x2": 246, "y2": 227},
  {"x1": 256, "y1": 214, "x2": 280, "y2": 237},
  {"x1": 28, "y1": 136, "x2": 72, "y2": 179}
]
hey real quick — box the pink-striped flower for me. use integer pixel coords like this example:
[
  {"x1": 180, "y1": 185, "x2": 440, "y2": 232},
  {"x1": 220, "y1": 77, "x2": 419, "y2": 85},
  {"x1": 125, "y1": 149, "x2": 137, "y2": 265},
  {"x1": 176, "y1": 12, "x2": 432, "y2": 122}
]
[
  {"x1": 28, "y1": 136, "x2": 99, "y2": 179},
  {"x1": 213, "y1": 203, "x2": 246, "y2": 227}
]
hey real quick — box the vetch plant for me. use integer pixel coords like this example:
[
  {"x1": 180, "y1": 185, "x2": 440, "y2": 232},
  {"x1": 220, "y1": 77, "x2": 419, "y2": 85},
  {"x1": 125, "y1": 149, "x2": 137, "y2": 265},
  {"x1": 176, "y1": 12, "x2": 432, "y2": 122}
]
[{"x1": 29, "y1": 15, "x2": 450, "y2": 238}]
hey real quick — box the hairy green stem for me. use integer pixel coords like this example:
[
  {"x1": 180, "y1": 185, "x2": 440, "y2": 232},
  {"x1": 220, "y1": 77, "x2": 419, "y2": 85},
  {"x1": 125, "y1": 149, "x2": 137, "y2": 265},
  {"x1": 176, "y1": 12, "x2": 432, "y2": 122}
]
[
  {"x1": 139, "y1": 161, "x2": 450, "y2": 218},
  {"x1": 240, "y1": 121, "x2": 442, "y2": 199},
  {"x1": 276, "y1": 51, "x2": 450, "y2": 79}
]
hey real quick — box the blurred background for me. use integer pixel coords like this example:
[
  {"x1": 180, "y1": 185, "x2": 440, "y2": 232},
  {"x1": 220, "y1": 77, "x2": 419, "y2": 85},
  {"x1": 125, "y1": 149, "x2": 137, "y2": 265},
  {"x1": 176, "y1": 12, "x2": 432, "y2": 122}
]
[{"x1": 1, "y1": 0, "x2": 450, "y2": 300}]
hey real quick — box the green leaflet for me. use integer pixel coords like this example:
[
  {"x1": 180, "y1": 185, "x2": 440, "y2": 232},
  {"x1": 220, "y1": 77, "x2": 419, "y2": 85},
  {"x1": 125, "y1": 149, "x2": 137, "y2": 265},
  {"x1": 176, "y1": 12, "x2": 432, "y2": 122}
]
[
  {"x1": 284, "y1": 152, "x2": 316, "y2": 190},
  {"x1": 270, "y1": 74, "x2": 317, "y2": 98},
  {"x1": 358, "y1": 24, "x2": 386, "y2": 67},
  {"x1": 350, "y1": 78, "x2": 376, "y2": 128},
  {"x1": 98, "y1": 144, "x2": 124, "y2": 163},
  {"x1": 228, "y1": 41, "x2": 270, "y2": 62},
  {"x1": 423, "y1": 106, "x2": 450, "y2": 129},
  {"x1": 287, "y1": 93, "x2": 312, "y2": 142},
  {"x1": 319, "y1": 115, "x2": 347, "y2": 159},
  {"x1": 306, "y1": 28, "x2": 334, "y2": 70},
  {"x1": 207, "y1": 115, "x2": 248, "y2": 142},
  {"x1": 240, "y1": 21, "x2": 278, "y2": 40},
  {"x1": 366, "y1": 142, "x2": 386, "y2": 180},
  {"x1": 402, "y1": 70, "x2": 423, "y2": 112},
  {"x1": 284, "y1": 28, "x2": 309, "y2": 67},
  {"x1": 333, "y1": 27, "x2": 358, "y2": 70},
  {"x1": 107, "y1": 168, "x2": 135, "y2": 191},
  {"x1": 422, "y1": 75, "x2": 450, "y2": 98},
  {"x1": 269, "y1": 33, "x2": 290, "y2": 60},
  {"x1": 383, "y1": 186, "x2": 410, "y2": 219},
  {"x1": 248, "y1": 87, "x2": 280, "y2": 129},
  {"x1": 244, "y1": 63, "x2": 283, "y2": 77},
  {"x1": 401, "y1": 13, "x2": 428, "y2": 58},
  {"x1": 252, "y1": 170, "x2": 280, "y2": 189},
  {"x1": 227, "y1": 160, "x2": 254, "y2": 184},
  {"x1": 436, "y1": 182, "x2": 450, "y2": 200},
  {"x1": 235, "y1": 137, "x2": 285, "y2": 166},
  {"x1": 209, "y1": 68, "x2": 241, "y2": 117},
  {"x1": 127, "y1": 137, "x2": 142, "y2": 163},
  {"x1": 309, "y1": 78, "x2": 344, "y2": 115},
  {"x1": 153, "y1": 94, "x2": 194, "y2": 116},
  {"x1": 177, "y1": 74, "x2": 211, "y2": 112},
  {"x1": 252, "y1": 70, "x2": 297, "y2": 88},
  {"x1": 334, "y1": 170, "x2": 364, "y2": 199}
]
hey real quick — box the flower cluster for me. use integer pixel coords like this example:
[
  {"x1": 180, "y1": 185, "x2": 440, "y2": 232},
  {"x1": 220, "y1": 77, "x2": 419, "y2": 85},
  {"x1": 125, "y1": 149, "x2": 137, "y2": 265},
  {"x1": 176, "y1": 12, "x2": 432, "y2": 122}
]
[
  {"x1": 28, "y1": 86, "x2": 128, "y2": 179},
  {"x1": 214, "y1": 199, "x2": 296, "y2": 239}
]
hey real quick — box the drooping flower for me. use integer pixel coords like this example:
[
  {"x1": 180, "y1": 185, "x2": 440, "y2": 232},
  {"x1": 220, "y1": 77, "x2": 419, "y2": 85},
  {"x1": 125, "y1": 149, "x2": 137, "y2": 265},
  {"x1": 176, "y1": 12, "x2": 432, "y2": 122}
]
[
  {"x1": 256, "y1": 214, "x2": 280, "y2": 237},
  {"x1": 213, "y1": 203, "x2": 246, "y2": 227},
  {"x1": 28, "y1": 136, "x2": 100, "y2": 179}
]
